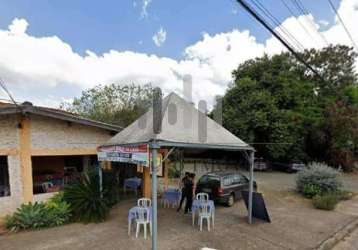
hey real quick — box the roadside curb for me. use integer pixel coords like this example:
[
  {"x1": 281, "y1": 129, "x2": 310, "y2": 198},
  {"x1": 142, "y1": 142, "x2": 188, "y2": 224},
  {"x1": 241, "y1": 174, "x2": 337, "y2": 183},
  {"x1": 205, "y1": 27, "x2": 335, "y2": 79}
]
[{"x1": 316, "y1": 217, "x2": 358, "y2": 250}]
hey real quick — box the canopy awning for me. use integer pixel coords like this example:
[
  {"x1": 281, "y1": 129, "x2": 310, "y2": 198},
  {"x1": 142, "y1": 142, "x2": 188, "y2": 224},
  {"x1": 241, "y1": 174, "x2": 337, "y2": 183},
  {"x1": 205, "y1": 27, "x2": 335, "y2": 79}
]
[
  {"x1": 102, "y1": 92, "x2": 254, "y2": 152},
  {"x1": 98, "y1": 92, "x2": 256, "y2": 250}
]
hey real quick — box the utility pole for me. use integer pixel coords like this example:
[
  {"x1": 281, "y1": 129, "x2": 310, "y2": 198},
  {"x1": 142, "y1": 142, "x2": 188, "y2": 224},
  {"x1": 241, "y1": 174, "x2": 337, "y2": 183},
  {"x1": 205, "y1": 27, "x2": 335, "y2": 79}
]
[
  {"x1": 150, "y1": 141, "x2": 160, "y2": 250},
  {"x1": 248, "y1": 150, "x2": 255, "y2": 224},
  {"x1": 151, "y1": 87, "x2": 162, "y2": 250}
]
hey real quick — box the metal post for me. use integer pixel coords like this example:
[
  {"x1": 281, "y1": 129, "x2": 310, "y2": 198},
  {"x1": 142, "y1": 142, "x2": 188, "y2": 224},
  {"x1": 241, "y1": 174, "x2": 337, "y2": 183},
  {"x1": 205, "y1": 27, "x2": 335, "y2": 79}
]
[
  {"x1": 151, "y1": 141, "x2": 160, "y2": 250},
  {"x1": 98, "y1": 164, "x2": 103, "y2": 199},
  {"x1": 180, "y1": 149, "x2": 184, "y2": 177},
  {"x1": 248, "y1": 150, "x2": 254, "y2": 224}
]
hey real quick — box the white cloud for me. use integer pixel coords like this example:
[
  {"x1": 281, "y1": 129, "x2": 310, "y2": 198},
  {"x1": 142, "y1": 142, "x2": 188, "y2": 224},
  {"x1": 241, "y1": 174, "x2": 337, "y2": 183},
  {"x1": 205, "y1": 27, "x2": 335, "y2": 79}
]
[
  {"x1": 152, "y1": 27, "x2": 167, "y2": 47},
  {"x1": 0, "y1": 0, "x2": 358, "y2": 108},
  {"x1": 8, "y1": 18, "x2": 28, "y2": 35},
  {"x1": 141, "y1": 0, "x2": 152, "y2": 18},
  {"x1": 319, "y1": 19, "x2": 330, "y2": 27}
]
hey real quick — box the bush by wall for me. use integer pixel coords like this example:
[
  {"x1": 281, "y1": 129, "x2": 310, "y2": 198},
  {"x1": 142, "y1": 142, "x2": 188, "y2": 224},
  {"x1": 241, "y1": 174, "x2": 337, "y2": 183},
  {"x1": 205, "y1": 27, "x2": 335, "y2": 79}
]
[
  {"x1": 63, "y1": 172, "x2": 109, "y2": 223},
  {"x1": 5, "y1": 193, "x2": 71, "y2": 232},
  {"x1": 296, "y1": 162, "x2": 342, "y2": 195}
]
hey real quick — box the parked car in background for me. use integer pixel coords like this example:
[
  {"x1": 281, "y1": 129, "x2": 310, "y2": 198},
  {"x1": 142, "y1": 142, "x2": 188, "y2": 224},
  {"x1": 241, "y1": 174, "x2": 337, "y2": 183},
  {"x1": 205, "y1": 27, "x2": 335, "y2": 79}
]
[
  {"x1": 254, "y1": 157, "x2": 270, "y2": 171},
  {"x1": 272, "y1": 162, "x2": 305, "y2": 173},
  {"x1": 195, "y1": 171, "x2": 257, "y2": 207}
]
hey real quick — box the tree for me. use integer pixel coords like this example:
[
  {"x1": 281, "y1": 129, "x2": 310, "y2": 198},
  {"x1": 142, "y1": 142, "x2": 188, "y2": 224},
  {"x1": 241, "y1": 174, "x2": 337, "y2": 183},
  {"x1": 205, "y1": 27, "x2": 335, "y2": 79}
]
[
  {"x1": 224, "y1": 53, "x2": 315, "y2": 162},
  {"x1": 62, "y1": 83, "x2": 153, "y2": 128},
  {"x1": 216, "y1": 45, "x2": 357, "y2": 171}
]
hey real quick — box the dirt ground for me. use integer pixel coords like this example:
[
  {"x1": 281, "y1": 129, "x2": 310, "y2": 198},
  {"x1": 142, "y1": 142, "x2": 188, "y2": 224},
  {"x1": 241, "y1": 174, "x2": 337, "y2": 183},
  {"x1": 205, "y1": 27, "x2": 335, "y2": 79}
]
[
  {"x1": 333, "y1": 226, "x2": 358, "y2": 250},
  {"x1": 0, "y1": 171, "x2": 357, "y2": 250}
]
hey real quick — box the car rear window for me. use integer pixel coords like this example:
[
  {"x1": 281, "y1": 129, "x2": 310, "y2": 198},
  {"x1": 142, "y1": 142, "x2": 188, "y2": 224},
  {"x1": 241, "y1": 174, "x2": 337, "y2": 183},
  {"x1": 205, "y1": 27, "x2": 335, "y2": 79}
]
[
  {"x1": 198, "y1": 175, "x2": 220, "y2": 185},
  {"x1": 223, "y1": 174, "x2": 248, "y2": 186}
]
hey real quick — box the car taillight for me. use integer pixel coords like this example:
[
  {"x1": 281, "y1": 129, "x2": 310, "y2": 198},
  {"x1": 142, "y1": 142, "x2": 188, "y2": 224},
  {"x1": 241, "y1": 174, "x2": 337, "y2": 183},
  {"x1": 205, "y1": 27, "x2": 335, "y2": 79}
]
[{"x1": 217, "y1": 187, "x2": 224, "y2": 194}]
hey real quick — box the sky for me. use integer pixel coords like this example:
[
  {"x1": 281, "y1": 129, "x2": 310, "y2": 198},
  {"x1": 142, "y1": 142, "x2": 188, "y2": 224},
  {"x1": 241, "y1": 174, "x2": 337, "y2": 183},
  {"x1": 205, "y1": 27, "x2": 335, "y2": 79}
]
[{"x1": 0, "y1": 0, "x2": 357, "y2": 108}]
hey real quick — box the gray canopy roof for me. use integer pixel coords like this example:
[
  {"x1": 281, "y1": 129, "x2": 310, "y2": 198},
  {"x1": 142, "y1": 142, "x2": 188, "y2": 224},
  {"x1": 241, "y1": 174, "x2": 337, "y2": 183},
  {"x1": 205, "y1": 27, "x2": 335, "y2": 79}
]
[{"x1": 105, "y1": 92, "x2": 253, "y2": 151}]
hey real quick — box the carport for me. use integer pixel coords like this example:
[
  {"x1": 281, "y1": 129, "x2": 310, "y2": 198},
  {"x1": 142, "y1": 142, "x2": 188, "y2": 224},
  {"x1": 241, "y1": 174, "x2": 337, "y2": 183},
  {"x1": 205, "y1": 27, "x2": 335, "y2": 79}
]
[{"x1": 98, "y1": 92, "x2": 255, "y2": 249}]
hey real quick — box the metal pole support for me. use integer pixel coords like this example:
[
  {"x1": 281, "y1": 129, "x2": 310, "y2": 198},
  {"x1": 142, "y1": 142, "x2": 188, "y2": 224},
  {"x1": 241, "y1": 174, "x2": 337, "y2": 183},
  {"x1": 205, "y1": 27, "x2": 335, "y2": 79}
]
[
  {"x1": 98, "y1": 164, "x2": 103, "y2": 199},
  {"x1": 248, "y1": 150, "x2": 254, "y2": 224},
  {"x1": 150, "y1": 141, "x2": 160, "y2": 250}
]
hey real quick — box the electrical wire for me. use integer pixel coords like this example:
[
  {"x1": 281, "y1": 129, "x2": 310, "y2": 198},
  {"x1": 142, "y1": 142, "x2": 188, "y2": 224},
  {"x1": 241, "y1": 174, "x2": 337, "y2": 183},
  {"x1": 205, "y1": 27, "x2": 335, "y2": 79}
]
[
  {"x1": 280, "y1": 0, "x2": 321, "y2": 47},
  {"x1": 251, "y1": 0, "x2": 306, "y2": 52},
  {"x1": 236, "y1": 0, "x2": 326, "y2": 83},
  {"x1": 0, "y1": 77, "x2": 20, "y2": 108},
  {"x1": 291, "y1": 0, "x2": 329, "y2": 46},
  {"x1": 327, "y1": 0, "x2": 358, "y2": 51}
]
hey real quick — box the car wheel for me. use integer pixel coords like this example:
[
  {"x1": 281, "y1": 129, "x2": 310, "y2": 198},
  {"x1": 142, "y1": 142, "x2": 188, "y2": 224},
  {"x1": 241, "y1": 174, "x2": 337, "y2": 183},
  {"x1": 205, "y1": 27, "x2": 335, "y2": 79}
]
[{"x1": 227, "y1": 194, "x2": 235, "y2": 207}]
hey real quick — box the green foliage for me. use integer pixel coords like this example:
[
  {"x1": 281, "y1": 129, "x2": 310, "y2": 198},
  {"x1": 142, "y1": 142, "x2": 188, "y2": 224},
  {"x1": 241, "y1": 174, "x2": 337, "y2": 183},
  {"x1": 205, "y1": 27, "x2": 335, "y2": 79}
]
[
  {"x1": 168, "y1": 165, "x2": 181, "y2": 178},
  {"x1": 5, "y1": 197, "x2": 71, "y2": 232},
  {"x1": 45, "y1": 193, "x2": 72, "y2": 226},
  {"x1": 102, "y1": 170, "x2": 120, "y2": 206},
  {"x1": 61, "y1": 83, "x2": 153, "y2": 128},
  {"x1": 312, "y1": 193, "x2": 339, "y2": 211},
  {"x1": 324, "y1": 100, "x2": 358, "y2": 171},
  {"x1": 63, "y1": 172, "x2": 109, "y2": 223},
  {"x1": 302, "y1": 184, "x2": 322, "y2": 199},
  {"x1": 296, "y1": 162, "x2": 342, "y2": 195},
  {"x1": 5, "y1": 203, "x2": 48, "y2": 231},
  {"x1": 216, "y1": 45, "x2": 358, "y2": 170}
]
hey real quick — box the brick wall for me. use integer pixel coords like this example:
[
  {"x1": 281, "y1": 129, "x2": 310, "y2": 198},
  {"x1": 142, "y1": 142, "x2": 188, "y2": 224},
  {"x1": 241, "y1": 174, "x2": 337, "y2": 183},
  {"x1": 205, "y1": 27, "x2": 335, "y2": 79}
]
[
  {"x1": 0, "y1": 114, "x2": 114, "y2": 216},
  {"x1": 31, "y1": 115, "x2": 112, "y2": 150},
  {"x1": 0, "y1": 115, "x2": 23, "y2": 215}
]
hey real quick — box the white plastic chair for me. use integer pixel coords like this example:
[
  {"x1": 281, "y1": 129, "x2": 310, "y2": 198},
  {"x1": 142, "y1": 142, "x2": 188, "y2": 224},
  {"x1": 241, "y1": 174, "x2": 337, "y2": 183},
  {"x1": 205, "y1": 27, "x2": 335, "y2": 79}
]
[
  {"x1": 135, "y1": 207, "x2": 152, "y2": 239},
  {"x1": 196, "y1": 192, "x2": 209, "y2": 202},
  {"x1": 198, "y1": 202, "x2": 211, "y2": 231},
  {"x1": 137, "y1": 198, "x2": 151, "y2": 208},
  {"x1": 42, "y1": 182, "x2": 53, "y2": 193}
]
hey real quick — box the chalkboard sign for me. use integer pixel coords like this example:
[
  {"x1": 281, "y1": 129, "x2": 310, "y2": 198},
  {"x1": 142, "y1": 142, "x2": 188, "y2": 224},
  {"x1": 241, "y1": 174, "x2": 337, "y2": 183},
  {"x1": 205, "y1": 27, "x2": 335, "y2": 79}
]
[{"x1": 241, "y1": 191, "x2": 271, "y2": 223}]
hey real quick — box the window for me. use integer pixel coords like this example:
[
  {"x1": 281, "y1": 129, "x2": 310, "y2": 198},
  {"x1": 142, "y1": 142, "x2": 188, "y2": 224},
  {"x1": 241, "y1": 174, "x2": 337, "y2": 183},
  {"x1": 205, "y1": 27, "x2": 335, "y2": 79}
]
[
  {"x1": 0, "y1": 156, "x2": 11, "y2": 197},
  {"x1": 232, "y1": 174, "x2": 242, "y2": 185},
  {"x1": 223, "y1": 176, "x2": 233, "y2": 186},
  {"x1": 198, "y1": 175, "x2": 220, "y2": 186}
]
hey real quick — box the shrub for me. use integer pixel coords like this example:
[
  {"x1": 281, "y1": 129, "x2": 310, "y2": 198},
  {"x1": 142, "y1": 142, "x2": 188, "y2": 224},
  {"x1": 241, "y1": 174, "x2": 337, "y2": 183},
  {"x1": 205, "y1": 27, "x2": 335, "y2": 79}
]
[
  {"x1": 5, "y1": 202, "x2": 51, "y2": 231},
  {"x1": 45, "y1": 193, "x2": 71, "y2": 226},
  {"x1": 102, "y1": 171, "x2": 120, "y2": 206},
  {"x1": 5, "y1": 194, "x2": 71, "y2": 231},
  {"x1": 296, "y1": 162, "x2": 342, "y2": 195},
  {"x1": 63, "y1": 172, "x2": 109, "y2": 223},
  {"x1": 312, "y1": 194, "x2": 339, "y2": 210},
  {"x1": 5, "y1": 197, "x2": 71, "y2": 232},
  {"x1": 302, "y1": 184, "x2": 322, "y2": 198}
]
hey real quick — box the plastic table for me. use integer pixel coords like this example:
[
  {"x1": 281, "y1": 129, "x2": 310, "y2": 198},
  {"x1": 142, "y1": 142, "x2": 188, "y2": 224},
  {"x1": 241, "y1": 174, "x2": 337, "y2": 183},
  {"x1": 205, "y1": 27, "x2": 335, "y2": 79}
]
[
  {"x1": 124, "y1": 177, "x2": 142, "y2": 195},
  {"x1": 162, "y1": 189, "x2": 181, "y2": 208}
]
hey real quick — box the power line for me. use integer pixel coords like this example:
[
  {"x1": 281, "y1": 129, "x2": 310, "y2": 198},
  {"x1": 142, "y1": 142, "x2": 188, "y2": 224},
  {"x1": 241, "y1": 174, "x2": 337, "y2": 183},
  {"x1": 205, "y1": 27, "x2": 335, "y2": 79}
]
[
  {"x1": 0, "y1": 78, "x2": 20, "y2": 108},
  {"x1": 280, "y1": 0, "x2": 321, "y2": 47},
  {"x1": 236, "y1": 0, "x2": 326, "y2": 82},
  {"x1": 251, "y1": 0, "x2": 306, "y2": 52},
  {"x1": 291, "y1": 0, "x2": 329, "y2": 46},
  {"x1": 327, "y1": 0, "x2": 358, "y2": 51}
]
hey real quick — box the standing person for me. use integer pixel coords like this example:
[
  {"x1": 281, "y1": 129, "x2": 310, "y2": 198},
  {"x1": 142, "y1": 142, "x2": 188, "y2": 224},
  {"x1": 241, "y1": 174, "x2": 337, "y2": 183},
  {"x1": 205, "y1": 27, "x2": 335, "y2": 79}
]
[
  {"x1": 177, "y1": 172, "x2": 189, "y2": 212},
  {"x1": 184, "y1": 173, "x2": 195, "y2": 214}
]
